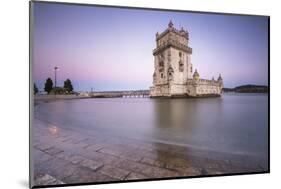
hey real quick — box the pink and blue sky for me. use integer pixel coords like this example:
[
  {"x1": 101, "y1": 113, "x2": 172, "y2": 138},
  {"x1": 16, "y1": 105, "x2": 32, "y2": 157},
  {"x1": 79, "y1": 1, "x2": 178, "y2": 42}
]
[{"x1": 32, "y1": 2, "x2": 269, "y2": 91}]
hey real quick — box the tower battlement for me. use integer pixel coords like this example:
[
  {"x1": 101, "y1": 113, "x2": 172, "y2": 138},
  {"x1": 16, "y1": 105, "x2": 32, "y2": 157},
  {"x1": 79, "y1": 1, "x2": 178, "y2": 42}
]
[{"x1": 156, "y1": 20, "x2": 189, "y2": 41}]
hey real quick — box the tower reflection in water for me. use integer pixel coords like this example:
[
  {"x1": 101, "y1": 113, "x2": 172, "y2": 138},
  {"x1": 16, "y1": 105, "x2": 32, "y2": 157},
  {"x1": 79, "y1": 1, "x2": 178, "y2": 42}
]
[{"x1": 151, "y1": 98, "x2": 223, "y2": 175}]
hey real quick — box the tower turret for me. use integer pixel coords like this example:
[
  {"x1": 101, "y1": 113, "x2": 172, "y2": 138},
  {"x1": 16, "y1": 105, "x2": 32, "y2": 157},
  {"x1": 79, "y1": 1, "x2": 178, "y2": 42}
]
[
  {"x1": 156, "y1": 32, "x2": 159, "y2": 37},
  {"x1": 193, "y1": 69, "x2": 200, "y2": 81},
  {"x1": 217, "y1": 74, "x2": 223, "y2": 89},
  {"x1": 168, "y1": 20, "x2": 174, "y2": 28},
  {"x1": 218, "y1": 74, "x2": 223, "y2": 82}
]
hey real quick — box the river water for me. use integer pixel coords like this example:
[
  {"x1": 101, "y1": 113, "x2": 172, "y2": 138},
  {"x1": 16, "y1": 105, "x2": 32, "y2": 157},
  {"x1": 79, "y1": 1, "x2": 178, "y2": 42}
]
[{"x1": 34, "y1": 93, "x2": 268, "y2": 162}]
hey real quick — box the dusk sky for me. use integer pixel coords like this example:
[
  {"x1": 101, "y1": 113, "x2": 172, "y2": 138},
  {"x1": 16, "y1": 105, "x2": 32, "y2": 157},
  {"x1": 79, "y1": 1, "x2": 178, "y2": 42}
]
[{"x1": 33, "y1": 2, "x2": 268, "y2": 92}]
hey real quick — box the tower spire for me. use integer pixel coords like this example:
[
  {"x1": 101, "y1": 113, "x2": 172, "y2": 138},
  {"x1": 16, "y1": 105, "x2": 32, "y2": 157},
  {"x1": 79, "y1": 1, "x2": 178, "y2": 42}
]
[
  {"x1": 218, "y1": 73, "x2": 223, "y2": 81},
  {"x1": 168, "y1": 20, "x2": 174, "y2": 28}
]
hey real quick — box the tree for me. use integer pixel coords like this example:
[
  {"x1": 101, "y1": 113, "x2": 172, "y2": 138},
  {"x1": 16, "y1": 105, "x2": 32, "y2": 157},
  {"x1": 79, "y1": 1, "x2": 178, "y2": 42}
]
[
  {"x1": 44, "y1": 78, "x2": 53, "y2": 94},
  {"x1": 63, "y1": 79, "x2": 73, "y2": 93},
  {"x1": 34, "y1": 83, "x2": 39, "y2": 95}
]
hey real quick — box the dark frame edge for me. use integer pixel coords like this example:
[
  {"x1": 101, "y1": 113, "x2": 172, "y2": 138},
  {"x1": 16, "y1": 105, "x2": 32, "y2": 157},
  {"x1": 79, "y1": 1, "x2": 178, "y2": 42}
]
[
  {"x1": 29, "y1": 1, "x2": 34, "y2": 188},
  {"x1": 267, "y1": 17, "x2": 270, "y2": 173}
]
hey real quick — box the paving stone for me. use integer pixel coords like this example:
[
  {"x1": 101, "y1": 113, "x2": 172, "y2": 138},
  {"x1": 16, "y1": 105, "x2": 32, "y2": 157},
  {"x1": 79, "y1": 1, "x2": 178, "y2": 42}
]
[
  {"x1": 61, "y1": 137, "x2": 74, "y2": 143},
  {"x1": 125, "y1": 172, "x2": 149, "y2": 180},
  {"x1": 141, "y1": 157, "x2": 166, "y2": 168},
  {"x1": 35, "y1": 143, "x2": 53, "y2": 151},
  {"x1": 33, "y1": 149, "x2": 54, "y2": 166},
  {"x1": 80, "y1": 159, "x2": 104, "y2": 171},
  {"x1": 55, "y1": 135, "x2": 71, "y2": 143},
  {"x1": 48, "y1": 179, "x2": 65, "y2": 185},
  {"x1": 97, "y1": 147, "x2": 123, "y2": 157},
  {"x1": 32, "y1": 117, "x2": 267, "y2": 185},
  {"x1": 35, "y1": 158, "x2": 77, "y2": 180},
  {"x1": 84, "y1": 143, "x2": 105, "y2": 151},
  {"x1": 73, "y1": 142, "x2": 93, "y2": 149},
  {"x1": 90, "y1": 152, "x2": 122, "y2": 165},
  {"x1": 115, "y1": 159, "x2": 180, "y2": 178},
  {"x1": 119, "y1": 151, "x2": 143, "y2": 162},
  {"x1": 68, "y1": 155, "x2": 86, "y2": 164},
  {"x1": 68, "y1": 137, "x2": 86, "y2": 144},
  {"x1": 62, "y1": 169, "x2": 116, "y2": 184},
  {"x1": 163, "y1": 157, "x2": 190, "y2": 169},
  {"x1": 34, "y1": 173, "x2": 64, "y2": 186},
  {"x1": 99, "y1": 165, "x2": 130, "y2": 180},
  {"x1": 55, "y1": 151, "x2": 73, "y2": 161},
  {"x1": 83, "y1": 137, "x2": 107, "y2": 145},
  {"x1": 44, "y1": 147, "x2": 64, "y2": 156},
  {"x1": 176, "y1": 166, "x2": 202, "y2": 176}
]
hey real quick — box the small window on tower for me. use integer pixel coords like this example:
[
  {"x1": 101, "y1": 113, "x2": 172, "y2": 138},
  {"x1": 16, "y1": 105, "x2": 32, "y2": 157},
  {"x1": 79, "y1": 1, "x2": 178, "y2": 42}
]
[
  {"x1": 159, "y1": 61, "x2": 164, "y2": 67},
  {"x1": 161, "y1": 73, "x2": 164, "y2": 78},
  {"x1": 179, "y1": 61, "x2": 184, "y2": 72},
  {"x1": 179, "y1": 52, "x2": 182, "y2": 57},
  {"x1": 160, "y1": 53, "x2": 164, "y2": 59}
]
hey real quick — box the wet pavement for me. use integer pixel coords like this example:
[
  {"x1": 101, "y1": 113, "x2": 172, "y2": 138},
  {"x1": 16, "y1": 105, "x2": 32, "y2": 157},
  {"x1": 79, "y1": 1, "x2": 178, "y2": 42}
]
[{"x1": 31, "y1": 118, "x2": 267, "y2": 187}]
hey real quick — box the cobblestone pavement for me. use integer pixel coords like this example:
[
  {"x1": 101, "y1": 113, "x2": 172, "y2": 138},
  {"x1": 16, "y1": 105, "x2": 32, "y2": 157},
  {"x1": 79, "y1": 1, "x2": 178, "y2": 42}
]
[{"x1": 31, "y1": 118, "x2": 267, "y2": 187}]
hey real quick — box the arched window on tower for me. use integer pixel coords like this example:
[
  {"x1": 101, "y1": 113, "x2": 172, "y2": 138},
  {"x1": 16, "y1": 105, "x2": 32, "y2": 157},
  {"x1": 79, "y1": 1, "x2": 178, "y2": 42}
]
[
  {"x1": 168, "y1": 67, "x2": 174, "y2": 81},
  {"x1": 179, "y1": 60, "x2": 184, "y2": 72},
  {"x1": 159, "y1": 61, "x2": 164, "y2": 72}
]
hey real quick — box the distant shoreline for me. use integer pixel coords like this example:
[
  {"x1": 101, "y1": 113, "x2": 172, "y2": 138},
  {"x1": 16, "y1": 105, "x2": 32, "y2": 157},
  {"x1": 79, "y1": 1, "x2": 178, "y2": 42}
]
[
  {"x1": 33, "y1": 84, "x2": 268, "y2": 101},
  {"x1": 223, "y1": 84, "x2": 268, "y2": 93},
  {"x1": 34, "y1": 92, "x2": 267, "y2": 103},
  {"x1": 34, "y1": 94, "x2": 90, "y2": 102}
]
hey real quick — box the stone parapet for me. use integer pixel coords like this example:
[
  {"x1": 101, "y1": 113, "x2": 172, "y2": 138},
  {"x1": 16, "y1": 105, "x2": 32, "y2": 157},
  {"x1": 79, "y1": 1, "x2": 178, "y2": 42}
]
[
  {"x1": 187, "y1": 79, "x2": 222, "y2": 86},
  {"x1": 153, "y1": 40, "x2": 192, "y2": 55},
  {"x1": 156, "y1": 28, "x2": 189, "y2": 41}
]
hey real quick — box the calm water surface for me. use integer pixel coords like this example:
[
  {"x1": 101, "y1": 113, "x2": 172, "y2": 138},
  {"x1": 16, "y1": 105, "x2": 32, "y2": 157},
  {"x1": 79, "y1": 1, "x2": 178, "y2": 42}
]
[{"x1": 34, "y1": 93, "x2": 268, "y2": 160}]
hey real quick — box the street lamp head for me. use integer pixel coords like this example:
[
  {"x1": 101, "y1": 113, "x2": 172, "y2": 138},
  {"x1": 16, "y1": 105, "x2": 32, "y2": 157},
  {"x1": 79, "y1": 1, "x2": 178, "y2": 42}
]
[{"x1": 54, "y1": 66, "x2": 59, "y2": 71}]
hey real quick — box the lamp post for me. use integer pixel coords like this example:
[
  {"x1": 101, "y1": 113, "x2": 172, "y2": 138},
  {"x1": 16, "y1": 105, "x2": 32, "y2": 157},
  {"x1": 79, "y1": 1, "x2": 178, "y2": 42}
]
[{"x1": 54, "y1": 66, "x2": 59, "y2": 94}]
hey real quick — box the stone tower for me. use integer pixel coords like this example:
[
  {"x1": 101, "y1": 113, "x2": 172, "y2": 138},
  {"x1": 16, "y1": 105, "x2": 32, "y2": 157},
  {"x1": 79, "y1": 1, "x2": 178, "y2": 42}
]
[
  {"x1": 151, "y1": 20, "x2": 193, "y2": 96},
  {"x1": 150, "y1": 20, "x2": 223, "y2": 98}
]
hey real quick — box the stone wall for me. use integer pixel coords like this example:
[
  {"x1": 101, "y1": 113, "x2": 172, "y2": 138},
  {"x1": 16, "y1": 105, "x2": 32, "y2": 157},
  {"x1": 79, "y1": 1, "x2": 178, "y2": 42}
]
[
  {"x1": 150, "y1": 85, "x2": 171, "y2": 97},
  {"x1": 170, "y1": 84, "x2": 187, "y2": 95},
  {"x1": 186, "y1": 79, "x2": 222, "y2": 97}
]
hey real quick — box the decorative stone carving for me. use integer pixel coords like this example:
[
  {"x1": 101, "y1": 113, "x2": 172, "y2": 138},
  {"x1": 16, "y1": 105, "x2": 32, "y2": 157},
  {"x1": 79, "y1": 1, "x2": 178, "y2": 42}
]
[
  {"x1": 168, "y1": 67, "x2": 174, "y2": 81},
  {"x1": 179, "y1": 60, "x2": 184, "y2": 72},
  {"x1": 168, "y1": 20, "x2": 174, "y2": 28}
]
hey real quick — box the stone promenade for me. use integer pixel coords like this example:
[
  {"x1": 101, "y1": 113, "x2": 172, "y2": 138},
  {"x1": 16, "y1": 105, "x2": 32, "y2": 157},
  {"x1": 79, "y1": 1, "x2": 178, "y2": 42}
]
[{"x1": 31, "y1": 118, "x2": 266, "y2": 187}]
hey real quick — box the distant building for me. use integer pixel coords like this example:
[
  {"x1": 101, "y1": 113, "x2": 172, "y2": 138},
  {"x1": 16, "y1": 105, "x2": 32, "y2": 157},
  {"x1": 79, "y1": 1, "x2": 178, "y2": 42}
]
[
  {"x1": 150, "y1": 21, "x2": 223, "y2": 97},
  {"x1": 79, "y1": 91, "x2": 91, "y2": 97}
]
